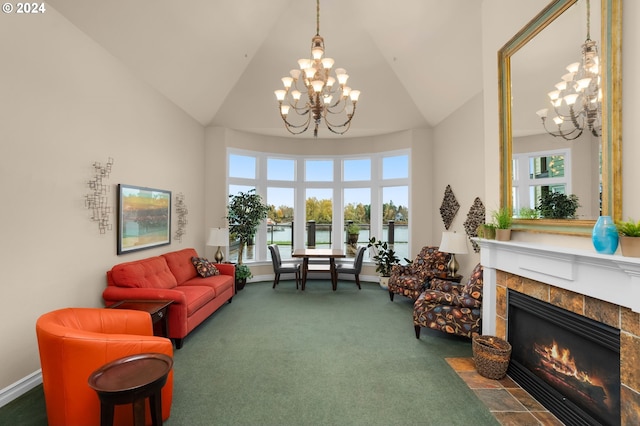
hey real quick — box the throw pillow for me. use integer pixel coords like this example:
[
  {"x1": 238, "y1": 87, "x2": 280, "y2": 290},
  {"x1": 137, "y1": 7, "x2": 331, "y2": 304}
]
[{"x1": 191, "y1": 257, "x2": 220, "y2": 277}]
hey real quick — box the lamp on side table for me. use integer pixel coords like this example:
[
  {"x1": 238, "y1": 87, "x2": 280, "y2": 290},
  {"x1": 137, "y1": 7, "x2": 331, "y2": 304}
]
[
  {"x1": 207, "y1": 227, "x2": 229, "y2": 263},
  {"x1": 439, "y1": 231, "x2": 468, "y2": 277}
]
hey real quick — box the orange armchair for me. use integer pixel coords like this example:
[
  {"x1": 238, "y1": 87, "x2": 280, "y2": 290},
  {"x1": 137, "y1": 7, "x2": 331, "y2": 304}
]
[{"x1": 35, "y1": 307, "x2": 174, "y2": 426}]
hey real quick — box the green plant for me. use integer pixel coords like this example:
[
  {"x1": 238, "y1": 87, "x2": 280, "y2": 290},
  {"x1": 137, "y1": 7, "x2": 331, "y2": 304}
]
[
  {"x1": 226, "y1": 189, "x2": 269, "y2": 265},
  {"x1": 367, "y1": 237, "x2": 401, "y2": 277},
  {"x1": 347, "y1": 223, "x2": 360, "y2": 234},
  {"x1": 536, "y1": 192, "x2": 580, "y2": 219},
  {"x1": 518, "y1": 207, "x2": 538, "y2": 219},
  {"x1": 616, "y1": 218, "x2": 640, "y2": 237},
  {"x1": 491, "y1": 207, "x2": 513, "y2": 229},
  {"x1": 235, "y1": 264, "x2": 253, "y2": 280}
]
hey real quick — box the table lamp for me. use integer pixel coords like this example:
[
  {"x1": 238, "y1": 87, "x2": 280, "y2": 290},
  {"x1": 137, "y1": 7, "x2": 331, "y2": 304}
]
[
  {"x1": 439, "y1": 231, "x2": 468, "y2": 276},
  {"x1": 207, "y1": 227, "x2": 229, "y2": 263}
]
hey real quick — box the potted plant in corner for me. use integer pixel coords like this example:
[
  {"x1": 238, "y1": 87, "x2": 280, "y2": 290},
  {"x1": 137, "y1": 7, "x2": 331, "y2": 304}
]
[
  {"x1": 234, "y1": 264, "x2": 253, "y2": 291},
  {"x1": 226, "y1": 189, "x2": 269, "y2": 289},
  {"x1": 616, "y1": 218, "x2": 640, "y2": 257},
  {"x1": 367, "y1": 237, "x2": 401, "y2": 289},
  {"x1": 492, "y1": 207, "x2": 513, "y2": 241}
]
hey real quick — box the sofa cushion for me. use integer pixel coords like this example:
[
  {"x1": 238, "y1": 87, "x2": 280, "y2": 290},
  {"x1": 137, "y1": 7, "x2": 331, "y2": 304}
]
[
  {"x1": 162, "y1": 248, "x2": 199, "y2": 284},
  {"x1": 177, "y1": 285, "x2": 217, "y2": 316},
  {"x1": 109, "y1": 257, "x2": 177, "y2": 289},
  {"x1": 191, "y1": 257, "x2": 220, "y2": 277},
  {"x1": 182, "y1": 274, "x2": 235, "y2": 297}
]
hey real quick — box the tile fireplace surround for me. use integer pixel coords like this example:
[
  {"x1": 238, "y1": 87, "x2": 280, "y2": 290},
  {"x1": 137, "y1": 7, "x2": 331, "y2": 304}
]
[{"x1": 477, "y1": 239, "x2": 640, "y2": 425}]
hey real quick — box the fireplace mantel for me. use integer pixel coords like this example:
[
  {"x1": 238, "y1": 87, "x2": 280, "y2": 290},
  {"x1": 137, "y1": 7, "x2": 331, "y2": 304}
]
[{"x1": 477, "y1": 239, "x2": 640, "y2": 334}]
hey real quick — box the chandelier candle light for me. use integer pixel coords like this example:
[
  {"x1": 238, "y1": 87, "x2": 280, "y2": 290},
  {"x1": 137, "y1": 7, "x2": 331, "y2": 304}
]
[
  {"x1": 535, "y1": 0, "x2": 601, "y2": 141},
  {"x1": 274, "y1": 0, "x2": 360, "y2": 137}
]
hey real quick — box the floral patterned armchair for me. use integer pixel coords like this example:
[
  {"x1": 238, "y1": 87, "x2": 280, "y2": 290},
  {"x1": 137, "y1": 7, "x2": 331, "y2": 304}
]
[
  {"x1": 387, "y1": 246, "x2": 450, "y2": 301},
  {"x1": 413, "y1": 263, "x2": 483, "y2": 339}
]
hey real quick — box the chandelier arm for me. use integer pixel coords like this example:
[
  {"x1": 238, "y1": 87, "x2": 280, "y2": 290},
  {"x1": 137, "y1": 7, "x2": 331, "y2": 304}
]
[
  {"x1": 323, "y1": 105, "x2": 356, "y2": 129},
  {"x1": 539, "y1": 117, "x2": 584, "y2": 141},
  {"x1": 325, "y1": 119, "x2": 352, "y2": 135}
]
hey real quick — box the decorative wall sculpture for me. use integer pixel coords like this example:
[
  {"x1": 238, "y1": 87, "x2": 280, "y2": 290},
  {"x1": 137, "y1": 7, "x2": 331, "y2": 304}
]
[
  {"x1": 439, "y1": 185, "x2": 460, "y2": 230},
  {"x1": 85, "y1": 157, "x2": 114, "y2": 234},
  {"x1": 174, "y1": 192, "x2": 188, "y2": 242},
  {"x1": 463, "y1": 197, "x2": 485, "y2": 253}
]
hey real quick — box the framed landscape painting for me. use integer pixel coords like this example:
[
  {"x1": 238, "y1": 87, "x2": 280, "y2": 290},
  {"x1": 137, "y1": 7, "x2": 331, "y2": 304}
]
[{"x1": 117, "y1": 184, "x2": 171, "y2": 254}]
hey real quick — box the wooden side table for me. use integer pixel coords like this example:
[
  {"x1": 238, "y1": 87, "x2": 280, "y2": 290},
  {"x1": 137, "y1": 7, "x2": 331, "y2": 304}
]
[
  {"x1": 433, "y1": 273, "x2": 464, "y2": 283},
  {"x1": 109, "y1": 300, "x2": 172, "y2": 337},
  {"x1": 88, "y1": 352, "x2": 173, "y2": 426}
]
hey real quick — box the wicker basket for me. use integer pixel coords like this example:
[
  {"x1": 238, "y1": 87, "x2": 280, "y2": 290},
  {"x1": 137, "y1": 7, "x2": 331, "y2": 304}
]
[{"x1": 472, "y1": 335, "x2": 512, "y2": 380}]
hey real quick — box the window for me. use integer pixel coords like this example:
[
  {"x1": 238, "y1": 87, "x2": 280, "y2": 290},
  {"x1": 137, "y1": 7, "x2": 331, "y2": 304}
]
[
  {"x1": 512, "y1": 149, "x2": 571, "y2": 217},
  {"x1": 227, "y1": 150, "x2": 410, "y2": 263}
]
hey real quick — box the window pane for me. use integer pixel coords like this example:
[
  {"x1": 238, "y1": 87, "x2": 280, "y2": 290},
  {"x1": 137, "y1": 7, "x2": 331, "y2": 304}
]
[
  {"x1": 344, "y1": 188, "x2": 370, "y2": 257},
  {"x1": 306, "y1": 188, "x2": 332, "y2": 248},
  {"x1": 267, "y1": 158, "x2": 295, "y2": 181},
  {"x1": 382, "y1": 186, "x2": 409, "y2": 261},
  {"x1": 229, "y1": 154, "x2": 256, "y2": 179},
  {"x1": 306, "y1": 160, "x2": 333, "y2": 181},
  {"x1": 267, "y1": 187, "x2": 294, "y2": 259},
  {"x1": 529, "y1": 155, "x2": 565, "y2": 179},
  {"x1": 382, "y1": 155, "x2": 408, "y2": 179},
  {"x1": 344, "y1": 159, "x2": 371, "y2": 181},
  {"x1": 229, "y1": 184, "x2": 255, "y2": 198}
]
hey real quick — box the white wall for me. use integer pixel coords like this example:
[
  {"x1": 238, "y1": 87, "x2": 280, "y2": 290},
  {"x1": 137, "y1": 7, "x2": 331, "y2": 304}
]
[
  {"x1": 0, "y1": 8, "x2": 205, "y2": 392},
  {"x1": 433, "y1": 92, "x2": 485, "y2": 274}
]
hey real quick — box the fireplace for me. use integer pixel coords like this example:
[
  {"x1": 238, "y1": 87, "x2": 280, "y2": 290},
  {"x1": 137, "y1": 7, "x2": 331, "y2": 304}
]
[
  {"x1": 477, "y1": 239, "x2": 640, "y2": 424},
  {"x1": 508, "y1": 290, "x2": 621, "y2": 425}
]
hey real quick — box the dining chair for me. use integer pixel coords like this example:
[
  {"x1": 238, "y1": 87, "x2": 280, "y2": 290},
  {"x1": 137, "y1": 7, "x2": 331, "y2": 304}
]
[
  {"x1": 268, "y1": 244, "x2": 301, "y2": 289},
  {"x1": 336, "y1": 245, "x2": 366, "y2": 289}
]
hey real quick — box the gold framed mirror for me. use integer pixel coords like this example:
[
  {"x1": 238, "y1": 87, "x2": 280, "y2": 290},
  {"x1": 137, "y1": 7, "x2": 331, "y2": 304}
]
[{"x1": 498, "y1": 0, "x2": 621, "y2": 235}]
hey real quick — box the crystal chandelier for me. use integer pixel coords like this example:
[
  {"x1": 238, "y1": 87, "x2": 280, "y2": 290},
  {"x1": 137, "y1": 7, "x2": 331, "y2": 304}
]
[
  {"x1": 274, "y1": 0, "x2": 360, "y2": 137},
  {"x1": 535, "y1": 0, "x2": 601, "y2": 141}
]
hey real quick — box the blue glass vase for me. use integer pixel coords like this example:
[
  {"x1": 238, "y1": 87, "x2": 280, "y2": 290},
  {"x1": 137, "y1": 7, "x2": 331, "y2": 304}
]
[{"x1": 592, "y1": 216, "x2": 619, "y2": 254}]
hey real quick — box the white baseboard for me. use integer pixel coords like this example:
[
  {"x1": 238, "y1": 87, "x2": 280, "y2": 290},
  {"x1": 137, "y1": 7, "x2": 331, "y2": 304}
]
[{"x1": 0, "y1": 370, "x2": 42, "y2": 409}]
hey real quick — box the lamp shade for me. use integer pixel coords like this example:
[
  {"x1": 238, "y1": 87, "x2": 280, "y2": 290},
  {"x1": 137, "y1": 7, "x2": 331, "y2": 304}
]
[
  {"x1": 207, "y1": 228, "x2": 229, "y2": 247},
  {"x1": 439, "y1": 231, "x2": 468, "y2": 255}
]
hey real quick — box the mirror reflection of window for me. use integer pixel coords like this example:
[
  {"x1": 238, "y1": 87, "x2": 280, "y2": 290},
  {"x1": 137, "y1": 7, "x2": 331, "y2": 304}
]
[{"x1": 512, "y1": 150, "x2": 571, "y2": 215}]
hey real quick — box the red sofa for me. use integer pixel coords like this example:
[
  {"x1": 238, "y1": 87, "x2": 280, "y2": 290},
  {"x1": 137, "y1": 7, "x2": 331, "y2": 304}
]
[{"x1": 104, "y1": 248, "x2": 235, "y2": 348}]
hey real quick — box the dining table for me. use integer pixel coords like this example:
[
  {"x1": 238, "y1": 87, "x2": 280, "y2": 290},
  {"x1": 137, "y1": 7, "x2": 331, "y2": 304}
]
[{"x1": 292, "y1": 248, "x2": 346, "y2": 291}]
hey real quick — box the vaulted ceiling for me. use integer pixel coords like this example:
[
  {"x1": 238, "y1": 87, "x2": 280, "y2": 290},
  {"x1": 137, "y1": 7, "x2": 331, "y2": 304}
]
[{"x1": 49, "y1": 0, "x2": 484, "y2": 138}]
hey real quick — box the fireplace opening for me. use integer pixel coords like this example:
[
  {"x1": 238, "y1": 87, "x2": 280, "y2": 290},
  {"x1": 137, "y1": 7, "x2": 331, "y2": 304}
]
[{"x1": 507, "y1": 290, "x2": 621, "y2": 425}]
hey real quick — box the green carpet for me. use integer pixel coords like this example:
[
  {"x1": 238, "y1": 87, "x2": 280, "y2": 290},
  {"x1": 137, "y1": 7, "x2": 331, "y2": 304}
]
[{"x1": 0, "y1": 280, "x2": 499, "y2": 425}]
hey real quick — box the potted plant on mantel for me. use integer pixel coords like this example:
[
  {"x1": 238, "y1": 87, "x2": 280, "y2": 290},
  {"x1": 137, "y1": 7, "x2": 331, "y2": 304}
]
[
  {"x1": 226, "y1": 189, "x2": 269, "y2": 289},
  {"x1": 492, "y1": 207, "x2": 513, "y2": 241},
  {"x1": 616, "y1": 218, "x2": 640, "y2": 257},
  {"x1": 367, "y1": 237, "x2": 401, "y2": 289}
]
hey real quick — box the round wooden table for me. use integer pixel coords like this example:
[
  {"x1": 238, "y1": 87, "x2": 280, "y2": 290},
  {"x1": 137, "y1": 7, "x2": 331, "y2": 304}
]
[{"x1": 88, "y1": 352, "x2": 173, "y2": 426}]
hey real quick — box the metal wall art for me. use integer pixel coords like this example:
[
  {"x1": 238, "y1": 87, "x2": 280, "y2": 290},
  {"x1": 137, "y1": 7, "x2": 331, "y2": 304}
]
[
  {"x1": 174, "y1": 192, "x2": 188, "y2": 242},
  {"x1": 85, "y1": 157, "x2": 114, "y2": 234},
  {"x1": 463, "y1": 197, "x2": 485, "y2": 253},
  {"x1": 439, "y1": 185, "x2": 460, "y2": 230}
]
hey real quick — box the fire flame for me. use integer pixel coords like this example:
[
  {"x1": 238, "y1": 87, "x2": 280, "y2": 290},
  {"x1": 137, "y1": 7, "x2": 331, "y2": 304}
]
[
  {"x1": 533, "y1": 340, "x2": 611, "y2": 407},
  {"x1": 534, "y1": 340, "x2": 596, "y2": 384}
]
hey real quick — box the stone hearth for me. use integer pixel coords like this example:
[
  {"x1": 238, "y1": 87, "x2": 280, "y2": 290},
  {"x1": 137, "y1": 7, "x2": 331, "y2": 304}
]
[{"x1": 478, "y1": 239, "x2": 640, "y2": 425}]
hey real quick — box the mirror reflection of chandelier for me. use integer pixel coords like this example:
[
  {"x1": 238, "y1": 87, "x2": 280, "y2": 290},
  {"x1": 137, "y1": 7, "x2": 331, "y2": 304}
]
[
  {"x1": 274, "y1": 0, "x2": 360, "y2": 137},
  {"x1": 536, "y1": 0, "x2": 601, "y2": 141}
]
